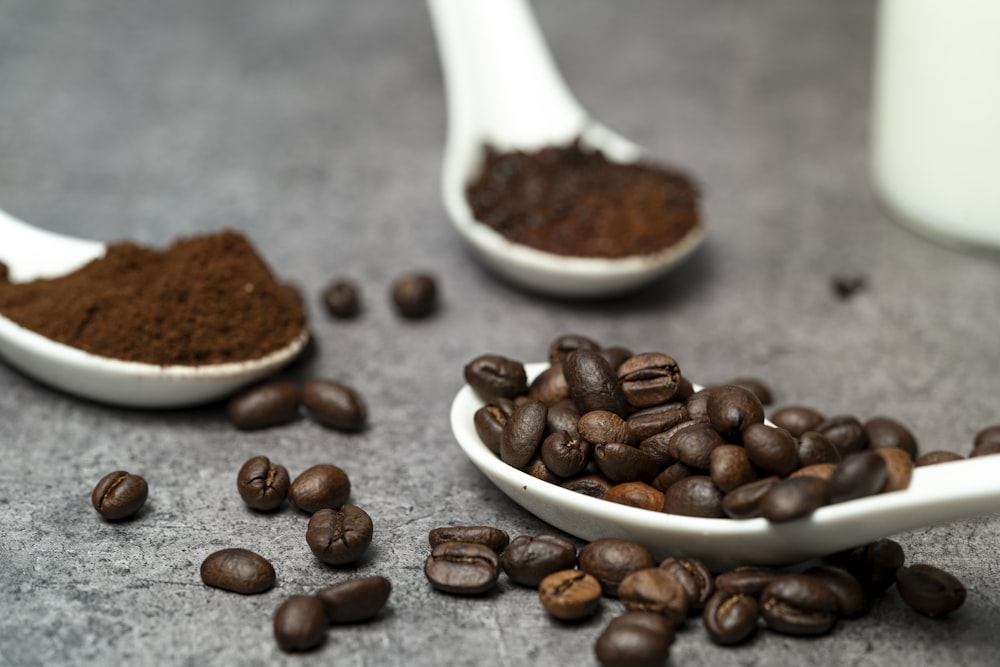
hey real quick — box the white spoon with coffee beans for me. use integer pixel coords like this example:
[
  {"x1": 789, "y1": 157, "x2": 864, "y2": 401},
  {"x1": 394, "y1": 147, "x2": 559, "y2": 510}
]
[
  {"x1": 451, "y1": 362, "x2": 1000, "y2": 570},
  {"x1": 0, "y1": 207, "x2": 308, "y2": 408},
  {"x1": 426, "y1": 0, "x2": 705, "y2": 298}
]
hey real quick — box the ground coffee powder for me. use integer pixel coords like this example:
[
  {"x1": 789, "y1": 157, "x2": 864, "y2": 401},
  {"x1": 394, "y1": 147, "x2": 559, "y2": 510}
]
[
  {"x1": 465, "y1": 140, "x2": 701, "y2": 259},
  {"x1": 0, "y1": 230, "x2": 305, "y2": 365}
]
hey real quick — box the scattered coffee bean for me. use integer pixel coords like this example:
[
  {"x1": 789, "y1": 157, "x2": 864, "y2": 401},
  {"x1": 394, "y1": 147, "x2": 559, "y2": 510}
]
[
  {"x1": 895, "y1": 564, "x2": 967, "y2": 617},
  {"x1": 424, "y1": 541, "x2": 500, "y2": 595},
  {"x1": 758, "y1": 475, "x2": 829, "y2": 522},
  {"x1": 236, "y1": 455, "x2": 290, "y2": 512},
  {"x1": 288, "y1": 464, "x2": 351, "y2": 513},
  {"x1": 828, "y1": 450, "x2": 888, "y2": 504},
  {"x1": 226, "y1": 380, "x2": 301, "y2": 430},
  {"x1": 200, "y1": 548, "x2": 276, "y2": 595},
  {"x1": 702, "y1": 590, "x2": 759, "y2": 645},
  {"x1": 594, "y1": 611, "x2": 675, "y2": 667},
  {"x1": 305, "y1": 505, "x2": 373, "y2": 566},
  {"x1": 391, "y1": 271, "x2": 437, "y2": 318},
  {"x1": 91, "y1": 470, "x2": 148, "y2": 521},
  {"x1": 301, "y1": 379, "x2": 367, "y2": 432},
  {"x1": 464, "y1": 354, "x2": 528, "y2": 400},
  {"x1": 321, "y1": 279, "x2": 361, "y2": 318},
  {"x1": 760, "y1": 573, "x2": 838, "y2": 635},
  {"x1": 618, "y1": 567, "x2": 690, "y2": 624},
  {"x1": 770, "y1": 405, "x2": 826, "y2": 438},
  {"x1": 538, "y1": 569, "x2": 603, "y2": 621},
  {"x1": 273, "y1": 595, "x2": 327, "y2": 652},
  {"x1": 715, "y1": 565, "x2": 780, "y2": 598},
  {"x1": 501, "y1": 534, "x2": 578, "y2": 587},
  {"x1": 316, "y1": 576, "x2": 392, "y2": 624},
  {"x1": 578, "y1": 538, "x2": 656, "y2": 597},
  {"x1": 804, "y1": 565, "x2": 868, "y2": 618},
  {"x1": 830, "y1": 538, "x2": 904, "y2": 595},
  {"x1": 429, "y1": 526, "x2": 510, "y2": 554},
  {"x1": 658, "y1": 557, "x2": 714, "y2": 611},
  {"x1": 831, "y1": 273, "x2": 867, "y2": 299}
]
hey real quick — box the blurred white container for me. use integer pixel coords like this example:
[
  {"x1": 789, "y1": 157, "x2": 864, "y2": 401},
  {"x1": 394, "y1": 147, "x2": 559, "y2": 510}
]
[{"x1": 871, "y1": 0, "x2": 1000, "y2": 249}]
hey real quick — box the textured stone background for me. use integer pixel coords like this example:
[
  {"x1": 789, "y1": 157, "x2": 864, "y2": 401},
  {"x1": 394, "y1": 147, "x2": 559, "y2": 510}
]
[{"x1": 2, "y1": 1, "x2": 999, "y2": 665}]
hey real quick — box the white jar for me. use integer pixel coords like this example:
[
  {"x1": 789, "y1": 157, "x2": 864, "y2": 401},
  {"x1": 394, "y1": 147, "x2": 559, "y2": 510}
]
[{"x1": 871, "y1": 0, "x2": 1000, "y2": 249}]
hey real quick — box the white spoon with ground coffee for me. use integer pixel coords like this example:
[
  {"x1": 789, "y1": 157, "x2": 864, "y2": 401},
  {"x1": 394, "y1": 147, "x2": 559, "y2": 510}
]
[
  {"x1": 451, "y1": 363, "x2": 1000, "y2": 570},
  {"x1": 0, "y1": 207, "x2": 308, "y2": 408},
  {"x1": 427, "y1": 0, "x2": 705, "y2": 298}
]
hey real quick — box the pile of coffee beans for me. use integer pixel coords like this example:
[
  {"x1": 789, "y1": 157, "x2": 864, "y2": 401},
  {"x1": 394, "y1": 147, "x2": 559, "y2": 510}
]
[
  {"x1": 320, "y1": 270, "x2": 439, "y2": 320},
  {"x1": 227, "y1": 378, "x2": 367, "y2": 432}
]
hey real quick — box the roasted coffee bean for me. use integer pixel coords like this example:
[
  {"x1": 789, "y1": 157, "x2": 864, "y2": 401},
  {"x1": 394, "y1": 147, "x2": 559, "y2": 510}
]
[
  {"x1": 599, "y1": 346, "x2": 634, "y2": 372},
  {"x1": 301, "y1": 379, "x2": 367, "y2": 432},
  {"x1": 627, "y1": 403, "x2": 689, "y2": 442},
  {"x1": 617, "y1": 352, "x2": 682, "y2": 408},
  {"x1": 873, "y1": 447, "x2": 913, "y2": 492},
  {"x1": 321, "y1": 279, "x2": 361, "y2": 318},
  {"x1": 527, "y1": 363, "x2": 569, "y2": 405},
  {"x1": 546, "y1": 400, "x2": 582, "y2": 437},
  {"x1": 658, "y1": 557, "x2": 714, "y2": 610},
  {"x1": 578, "y1": 538, "x2": 657, "y2": 597},
  {"x1": 540, "y1": 431, "x2": 591, "y2": 478},
  {"x1": 789, "y1": 463, "x2": 837, "y2": 480},
  {"x1": 594, "y1": 611, "x2": 675, "y2": 667},
  {"x1": 973, "y1": 424, "x2": 1000, "y2": 450},
  {"x1": 722, "y1": 377, "x2": 773, "y2": 406},
  {"x1": 618, "y1": 568, "x2": 690, "y2": 623},
  {"x1": 273, "y1": 595, "x2": 326, "y2": 652},
  {"x1": 548, "y1": 333, "x2": 601, "y2": 365},
  {"x1": 804, "y1": 565, "x2": 868, "y2": 618},
  {"x1": 429, "y1": 526, "x2": 510, "y2": 554},
  {"x1": 237, "y1": 455, "x2": 290, "y2": 512},
  {"x1": 391, "y1": 271, "x2": 437, "y2": 318},
  {"x1": 501, "y1": 534, "x2": 577, "y2": 587},
  {"x1": 760, "y1": 573, "x2": 838, "y2": 636},
  {"x1": 424, "y1": 541, "x2": 500, "y2": 595},
  {"x1": 638, "y1": 432, "x2": 678, "y2": 469},
  {"x1": 895, "y1": 564, "x2": 966, "y2": 617},
  {"x1": 464, "y1": 354, "x2": 528, "y2": 400},
  {"x1": 564, "y1": 348, "x2": 628, "y2": 418},
  {"x1": 702, "y1": 591, "x2": 759, "y2": 645},
  {"x1": 91, "y1": 470, "x2": 148, "y2": 520},
  {"x1": 604, "y1": 482, "x2": 665, "y2": 511},
  {"x1": 742, "y1": 423, "x2": 799, "y2": 476},
  {"x1": 796, "y1": 431, "x2": 841, "y2": 467},
  {"x1": 915, "y1": 450, "x2": 963, "y2": 467},
  {"x1": 289, "y1": 464, "x2": 351, "y2": 513},
  {"x1": 474, "y1": 398, "x2": 516, "y2": 454},
  {"x1": 0, "y1": 260, "x2": 8, "y2": 281},
  {"x1": 815, "y1": 415, "x2": 868, "y2": 457},
  {"x1": 685, "y1": 388, "x2": 711, "y2": 420},
  {"x1": 863, "y1": 416, "x2": 918, "y2": 460},
  {"x1": 562, "y1": 474, "x2": 613, "y2": 498},
  {"x1": 538, "y1": 569, "x2": 603, "y2": 621},
  {"x1": 200, "y1": 548, "x2": 276, "y2": 595},
  {"x1": 715, "y1": 566, "x2": 780, "y2": 598},
  {"x1": 500, "y1": 399, "x2": 547, "y2": 469},
  {"x1": 769, "y1": 405, "x2": 825, "y2": 437},
  {"x1": 709, "y1": 444, "x2": 756, "y2": 493},
  {"x1": 970, "y1": 441, "x2": 1000, "y2": 458},
  {"x1": 721, "y1": 476, "x2": 779, "y2": 519},
  {"x1": 316, "y1": 576, "x2": 392, "y2": 624},
  {"x1": 661, "y1": 475, "x2": 725, "y2": 518},
  {"x1": 594, "y1": 442, "x2": 660, "y2": 483},
  {"x1": 758, "y1": 476, "x2": 829, "y2": 522},
  {"x1": 305, "y1": 505, "x2": 373, "y2": 565},
  {"x1": 227, "y1": 380, "x2": 301, "y2": 430},
  {"x1": 831, "y1": 538, "x2": 905, "y2": 595},
  {"x1": 828, "y1": 450, "x2": 888, "y2": 504},
  {"x1": 668, "y1": 421, "x2": 724, "y2": 470},
  {"x1": 705, "y1": 385, "x2": 765, "y2": 435},
  {"x1": 651, "y1": 461, "x2": 697, "y2": 493},
  {"x1": 578, "y1": 410, "x2": 632, "y2": 445}
]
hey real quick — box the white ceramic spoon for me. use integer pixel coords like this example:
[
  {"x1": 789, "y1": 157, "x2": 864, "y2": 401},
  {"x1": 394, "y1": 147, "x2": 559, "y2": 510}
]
[
  {"x1": 451, "y1": 362, "x2": 1000, "y2": 570},
  {"x1": 0, "y1": 208, "x2": 308, "y2": 408},
  {"x1": 426, "y1": 0, "x2": 705, "y2": 298}
]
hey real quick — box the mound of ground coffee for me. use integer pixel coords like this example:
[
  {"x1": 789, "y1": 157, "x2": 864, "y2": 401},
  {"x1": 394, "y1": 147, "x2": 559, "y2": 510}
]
[
  {"x1": 0, "y1": 229, "x2": 305, "y2": 365},
  {"x1": 465, "y1": 140, "x2": 701, "y2": 259}
]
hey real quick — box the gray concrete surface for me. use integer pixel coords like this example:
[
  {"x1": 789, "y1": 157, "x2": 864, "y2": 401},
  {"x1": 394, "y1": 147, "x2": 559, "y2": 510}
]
[{"x1": 2, "y1": 1, "x2": 999, "y2": 665}]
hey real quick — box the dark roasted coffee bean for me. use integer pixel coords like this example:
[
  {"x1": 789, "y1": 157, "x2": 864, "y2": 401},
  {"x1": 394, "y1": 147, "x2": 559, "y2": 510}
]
[
  {"x1": 715, "y1": 566, "x2": 780, "y2": 598},
  {"x1": 796, "y1": 431, "x2": 841, "y2": 467},
  {"x1": 758, "y1": 476, "x2": 829, "y2": 522},
  {"x1": 770, "y1": 405, "x2": 825, "y2": 437},
  {"x1": 685, "y1": 388, "x2": 711, "y2": 420},
  {"x1": 464, "y1": 354, "x2": 528, "y2": 400},
  {"x1": 864, "y1": 416, "x2": 918, "y2": 460},
  {"x1": 540, "y1": 431, "x2": 591, "y2": 478},
  {"x1": 595, "y1": 442, "x2": 660, "y2": 483},
  {"x1": 760, "y1": 573, "x2": 838, "y2": 635},
  {"x1": 724, "y1": 377, "x2": 773, "y2": 406},
  {"x1": 0, "y1": 260, "x2": 8, "y2": 281},
  {"x1": 651, "y1": 461, "x2": 698, "y2": 493},
  {"x1": 970, "y1": 441, "x2": 1000, "y2": 458},
  {"x1": 789, "y1": 463, "x2": 837, "y2": 480},
  {"x1": 668, "y1": 421, "x2": 724, "y2": 469},
  {"x1": 830, "y1": 538, "x2": 905, "y2": 595},
  {"x1": 658, "y1": 557, "x2": 714, "y2": 610},
  {"x1": 538, "y1": 569, "x2": 603, "y2": 621},
  {"x1": 273, "y1": 595, "x2": 326, "y2": 652},
  {"x1": 828, "y1": 450, "x2": 888, "y2": 504},
  {"x1": 604, "y1": 482, "x2": 665, "y2": 511},
  {"x1": 321, "y1": 279, "x2": 361, "y2": 318},
  {"x1": 618, "y1": 568, "x2": 690, "y2": 623},
  {"x1": 578, "y1": 538, "x2": 657, "y2": 597},
  {"x1": 527, "y1": 363, "x2": 569, "y2": 405},
  {"x1": 973, "y1": 424, "x2": 1000, "y2": 450},
  {"x1": 501, "y1": 534, "x2": 577, "y2": 587},
  {"x1": 627, "y1": 403, "x2": 689, "y2": 442},
  {"x1": 661, "y1": 475, "x2": 725, "y2": 518},
  {"x1": 617, "y1": 352, "x2": 682, "y2": 408},
  {"x1": 424, "y1": 541, "x2": 499, "y2": 595},
  {"x1": 305, "y1": 505, "x2": 373, "y2": 565},
  {"x1": 578, "y1": 410, "x2": 632, "y2": 445},
  {"x1": 721, "y1": 476, "x2": 779, "y2": 519},
  {"x1": 474, "y1": 398, "x2": 515, "y2": 454},
  {"x1": 237, "y1": 455, "x2": 290, "y2": 512},
  {"x1": 709, "y1": 444, "x2": 757, "y2": 493},
  {"x1": 391, "y1": 271, "x2": 437, "y2": 318},
  {"x1": 301, "y1": 379, "x2": 367, "y2": 432},
  {"x1": 599, "y1": 345, "x2": 634, "y2": 372},
  {"x1": 227, "y1": 380, "x2": 301, "y2": 430},
  {"x1": 562, "y1": 474, "x2": 613, "y2": 498},
  {"x1": 289, "y1": 464, "x2": 351, "y2": 513},
  {"x1": 638, "y1": 432, "x2": 678, "y2": 469},
  {"x1": 548, "y1": 333, "x2": 601, "y2": 364},
  {"x1": 742, "y1": 423, "x2": 799, "y2": 476},
  {"x1": 915, "y1": 450, "x2": 963, "y2": 467},
  {"x1": 316, "y1": 576, "x2": 392, "y2": 624},
  {"x1": 500, "y1": 399, "x2": 547, "y2": 469},
  {"x1": 895, "y1": 564, "x2": 966, "y2": 617},
  {"x1": 804, "y1": 565, "x2": 868, "y2": 618},
  {"x1": 873, "y1": 447, "x2": 913, "y2": 492},
  {"x1": 429, "y1": 526, "x2": 510, "y2": 553},
  {"x1": 546, "y1": 400, "x2": 582, "y2": 437},
  {"x1": 91, "y1": 470, "x2": 148, "y2": 520},
  {"x1": 525, "y1": 457, "x2": 560, "y2": 482},
  {"x1": 706, "y1": 385, "x2": 765, "y2": 435},
  {"x1": 816, "y1": 415, "x2": 868, "y2": 456},
  {"x1": 200, "y1": 548, "x2": 276, "y2": 594},
  {"x1": 594, "y1": 611, "x2": 674, "y2": 667},
  {"x1": 564, "y1": 348, "x2": 628, "y2": 418},
  {"x1": 702, "y1": 591, "x2": 759, "y2": 645}
]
